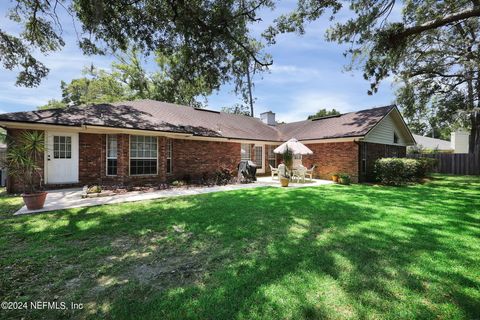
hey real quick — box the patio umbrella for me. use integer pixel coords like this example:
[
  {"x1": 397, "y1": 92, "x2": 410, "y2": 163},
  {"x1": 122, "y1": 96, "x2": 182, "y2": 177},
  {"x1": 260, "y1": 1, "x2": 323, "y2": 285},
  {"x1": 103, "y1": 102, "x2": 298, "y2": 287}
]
[{"x1": 274, "y1": 138, "x2": 313, "y2": 155}]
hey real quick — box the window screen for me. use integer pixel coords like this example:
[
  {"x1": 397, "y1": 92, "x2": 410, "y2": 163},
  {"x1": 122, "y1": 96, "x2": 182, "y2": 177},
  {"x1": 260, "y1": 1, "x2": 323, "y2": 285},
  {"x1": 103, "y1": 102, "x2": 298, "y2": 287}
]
[{"x1": 130, "y1": 135, "x2": 157, "y2": 175}]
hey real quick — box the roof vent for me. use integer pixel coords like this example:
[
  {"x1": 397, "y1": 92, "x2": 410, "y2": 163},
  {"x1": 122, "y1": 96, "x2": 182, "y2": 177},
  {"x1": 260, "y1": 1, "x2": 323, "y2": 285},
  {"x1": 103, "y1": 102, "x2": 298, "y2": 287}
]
[
  {"x1": 194, "y1": 108, "x2": 220, "y2": 114},
  {"x1": 260, "y1": 111, "x2": 276, "y2": 126},
  {"x1": 311, "y1": 114, "x2": 342, "y2": 121}
]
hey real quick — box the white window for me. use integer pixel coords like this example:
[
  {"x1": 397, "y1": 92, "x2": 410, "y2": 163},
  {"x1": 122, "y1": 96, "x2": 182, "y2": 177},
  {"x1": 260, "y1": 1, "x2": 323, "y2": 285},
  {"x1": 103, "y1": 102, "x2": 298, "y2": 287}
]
[
  {"x1": 268, "y1": 145, "x2": 277, "y2": 168},
  {"x1": 106, "y1": 135, "x2": 117, "y2": 176},
  {"x1": 294, "y1": 154, "x2": 302, "y2": 160},
  {"x1": 53, "y1": 136, "x2": 71, "y2": 159},
  {"x1": 166, "y1": 139, "x2": 173, "y2": 174},
  {"x1": 254, "y1": 146, "x2": 263, "y2": 167},
  {"x1": 241, "y1": 144, "x2": 251, "y2": 160},
  {"x1": 130, "y1": 135, "x2": 158, "y2": 175}
]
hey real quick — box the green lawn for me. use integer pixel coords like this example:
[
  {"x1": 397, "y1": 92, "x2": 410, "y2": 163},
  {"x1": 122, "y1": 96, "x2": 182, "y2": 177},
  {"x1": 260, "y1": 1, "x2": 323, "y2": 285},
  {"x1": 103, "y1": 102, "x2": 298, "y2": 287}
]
[
  {"x1": 0, "y1": 188, "x2": 23, "y2": 219},
  {"x1": 0, "y1": 175, "x2": 479, "y2": 319}
]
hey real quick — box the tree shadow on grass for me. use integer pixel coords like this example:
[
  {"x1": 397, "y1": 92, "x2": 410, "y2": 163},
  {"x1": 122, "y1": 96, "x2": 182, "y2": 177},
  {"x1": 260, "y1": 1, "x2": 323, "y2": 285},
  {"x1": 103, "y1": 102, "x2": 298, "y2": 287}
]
[{"x1": 1, "y1": 179, "x2": 479, "y2": 319}]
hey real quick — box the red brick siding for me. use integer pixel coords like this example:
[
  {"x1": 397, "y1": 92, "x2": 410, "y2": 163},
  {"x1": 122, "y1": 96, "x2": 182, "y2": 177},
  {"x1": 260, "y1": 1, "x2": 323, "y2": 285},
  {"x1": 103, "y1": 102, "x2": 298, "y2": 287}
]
[
  {"x1": 301, "y1": 142, "x2": 360, "y2": 183},
  {"x1": 169, "y1": 139, "x2": 240, "y2": 182},
  {"x1": 81, "y1": 134, "x2": 168, "y2": 186},
  {"x1": 79, "y1": 133, "x2": 103, "y2": 184},
  {"x1": 360, "y1": 142, "x2": 407, "y2": 182}
]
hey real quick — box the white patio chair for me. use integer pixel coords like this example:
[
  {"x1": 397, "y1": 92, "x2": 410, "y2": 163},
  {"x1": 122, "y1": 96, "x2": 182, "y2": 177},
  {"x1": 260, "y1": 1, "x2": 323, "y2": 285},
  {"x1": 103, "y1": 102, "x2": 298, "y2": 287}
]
[
  {"x1": 292, "y1": 166, "x2": 307, "y2": 183},
  {"x1": 270, "y1": 165, "x2": 279, "y2": 180},
  {"x1": 305, "y1": 165, "x2": 316, "y2": 180}
]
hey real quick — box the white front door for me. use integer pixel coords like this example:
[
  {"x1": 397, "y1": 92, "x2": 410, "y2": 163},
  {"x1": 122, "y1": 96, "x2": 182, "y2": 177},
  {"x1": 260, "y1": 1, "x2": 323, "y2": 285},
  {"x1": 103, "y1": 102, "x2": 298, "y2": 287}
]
[
  {"x1": 46, "y1": 132, "x2": 79, "y2": 184},
  {"x1": 254, "y1": 145, "x2": 265, "y2": 173}
]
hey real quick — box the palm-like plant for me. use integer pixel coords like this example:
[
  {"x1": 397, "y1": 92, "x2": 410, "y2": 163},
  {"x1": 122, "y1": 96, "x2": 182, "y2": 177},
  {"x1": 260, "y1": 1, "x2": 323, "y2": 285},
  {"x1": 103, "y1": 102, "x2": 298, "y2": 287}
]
[
  {"x1": 4, "y1": 131, "x2": 45, "y2": 194},
  {"x1": 282, "y1": 147, "x2": 293, "y2": 170}
]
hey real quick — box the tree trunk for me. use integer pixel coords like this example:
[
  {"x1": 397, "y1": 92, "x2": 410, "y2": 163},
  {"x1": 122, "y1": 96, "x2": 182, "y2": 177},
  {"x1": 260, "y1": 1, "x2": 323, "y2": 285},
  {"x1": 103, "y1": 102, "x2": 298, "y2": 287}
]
[
  {"x1": 246, "y1": 61, "x2": 254, "y2": 117},
  {"x1": 470, "y1": 111, "x2": 480, "y2": 153}
]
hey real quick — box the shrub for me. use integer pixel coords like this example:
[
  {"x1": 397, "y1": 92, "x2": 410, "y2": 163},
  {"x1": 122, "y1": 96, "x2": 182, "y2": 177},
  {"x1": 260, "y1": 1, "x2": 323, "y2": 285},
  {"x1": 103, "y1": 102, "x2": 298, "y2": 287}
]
[
  {"x1": 87, "y1": 185, "x2": 102, "y2": 194},
  {"x1": 212, "y1": 167, "x2": 234, "y2": 185},
  {"x1": 201, "y1": 167, "x2": 235, "y2": 186},
  {"x1": 171, "y1": 180, "x2": 186, "y2": 187},
  {"x1": 374, "y1": 158, "x2": 421, "y2": 185},
  {"x1": 415, "y1": 158, "x2": 438, "y2": 177},
  {"x1": 338, "y1": 173, "x2": 351, "y2": 185}
]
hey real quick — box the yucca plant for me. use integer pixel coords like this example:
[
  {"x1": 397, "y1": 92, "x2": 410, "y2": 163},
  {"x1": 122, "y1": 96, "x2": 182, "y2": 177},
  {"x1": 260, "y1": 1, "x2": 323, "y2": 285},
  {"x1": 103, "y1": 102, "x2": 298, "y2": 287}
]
[
  {"x1": 282, "y1": 147, "x2": 293, "y2": 170},
  {"x1": 4, "y1": 131, "x2": 45, "y2": 194}
]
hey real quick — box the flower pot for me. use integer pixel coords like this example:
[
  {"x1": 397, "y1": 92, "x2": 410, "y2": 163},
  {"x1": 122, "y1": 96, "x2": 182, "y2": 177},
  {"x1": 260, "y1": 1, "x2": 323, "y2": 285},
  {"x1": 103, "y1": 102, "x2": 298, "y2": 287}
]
[
  {"x1": 332, "y1": 175, "x2": 339, "y2": 182},
  {"x1": 22, "y1": 192, "x2": 47, "y2": 210},
  {"x1": 280, "y1": 177, "x2": 290, "y2": 187}
]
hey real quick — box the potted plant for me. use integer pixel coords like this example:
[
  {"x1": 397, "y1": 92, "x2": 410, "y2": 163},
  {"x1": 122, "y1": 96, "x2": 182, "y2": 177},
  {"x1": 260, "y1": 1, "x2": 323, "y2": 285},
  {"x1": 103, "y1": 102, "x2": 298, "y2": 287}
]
[
  {"x1": 331, "y1": 173, "x2": 339, "y2": 182},
  {"x1": 338, "y1": 173, "x2": 351, "y2": 185},
  {"x1": 279, "y1": 148, "x2": 293, "y2": 187},
  {"x1": 4, "y1": 131, "x2": 47, "y2": 210}
]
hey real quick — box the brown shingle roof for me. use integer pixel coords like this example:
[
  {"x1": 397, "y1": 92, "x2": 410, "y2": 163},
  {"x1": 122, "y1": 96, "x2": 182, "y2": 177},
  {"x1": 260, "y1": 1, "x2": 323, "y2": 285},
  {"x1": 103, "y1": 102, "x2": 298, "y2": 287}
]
[
  {"x1": 277, "y1": 105, "x2": 395, "y2": 140},
  {"x1": 0, "y1": 100, "x2": 395, "y2": 142}
]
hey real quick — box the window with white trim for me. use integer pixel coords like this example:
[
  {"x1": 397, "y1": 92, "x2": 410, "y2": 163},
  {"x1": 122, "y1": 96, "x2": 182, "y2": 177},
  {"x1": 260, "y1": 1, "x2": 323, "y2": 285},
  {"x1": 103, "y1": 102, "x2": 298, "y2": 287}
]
[
  {"x1": 106, "y1": 135, "x2": 117, "y2": 176},
  {"x1": 254, "y1": 146, "x2": 263, "y2": 167},
  {"x1": 166, "y1": 139, "x2": 173, "y2": 174},
  {"x1": 130, "y1": 135, "x2": 158, "y2": 175},
  {"x1": 53, "y1": 136, "x2": 71, "y2": 159},
  {"x1": 268, "y1": 145, "x2": 276, "y2": 168},
  {"x1": 241, "y1": 144, "x2": 251, "y2": 160}
]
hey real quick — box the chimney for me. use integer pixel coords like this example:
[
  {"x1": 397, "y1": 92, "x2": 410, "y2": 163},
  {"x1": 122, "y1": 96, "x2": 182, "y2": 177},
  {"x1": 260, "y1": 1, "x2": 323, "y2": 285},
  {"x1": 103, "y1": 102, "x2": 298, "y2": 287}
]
[
  {"x1": 260, "y1": 111, "x2": 276, "y2": 126},
  {"x1": 451, "y1": 130, "x2": 470, "y2": 153}
]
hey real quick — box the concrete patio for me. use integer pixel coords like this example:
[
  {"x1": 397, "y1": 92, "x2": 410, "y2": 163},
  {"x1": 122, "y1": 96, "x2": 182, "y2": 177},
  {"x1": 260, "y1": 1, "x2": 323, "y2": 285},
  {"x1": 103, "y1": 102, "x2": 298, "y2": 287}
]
[{"x1": 14, "y1": 177, "x2": 333, "y2": 215}]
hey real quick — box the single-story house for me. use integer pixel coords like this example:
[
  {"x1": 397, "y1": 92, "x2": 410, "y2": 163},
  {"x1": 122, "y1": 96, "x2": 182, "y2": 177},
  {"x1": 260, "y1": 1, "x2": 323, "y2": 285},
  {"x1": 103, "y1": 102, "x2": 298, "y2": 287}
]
[
  {"x1": 411, "y1": 130, "x2": 470, "y2": 154},
  {"x1": 0, "y1": 100, "x2": 415, "y2": 192}
]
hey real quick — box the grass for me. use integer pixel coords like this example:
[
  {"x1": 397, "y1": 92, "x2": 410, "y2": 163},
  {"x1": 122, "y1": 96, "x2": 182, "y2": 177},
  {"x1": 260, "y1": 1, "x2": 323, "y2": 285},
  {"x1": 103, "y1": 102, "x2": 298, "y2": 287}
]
[
  {"x1": 0, "y1": 175, "x2": 479, "y2": 319},
  {"x1": 0, "y1": 188, "x2": 23, "y2": 219}
]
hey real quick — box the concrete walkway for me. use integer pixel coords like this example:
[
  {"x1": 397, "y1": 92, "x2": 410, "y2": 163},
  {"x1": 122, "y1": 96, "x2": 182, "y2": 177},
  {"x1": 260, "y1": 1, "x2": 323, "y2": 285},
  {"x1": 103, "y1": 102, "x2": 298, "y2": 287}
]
[{"x1": 14, "y1": 178, "x2": 333, "y2": 215}]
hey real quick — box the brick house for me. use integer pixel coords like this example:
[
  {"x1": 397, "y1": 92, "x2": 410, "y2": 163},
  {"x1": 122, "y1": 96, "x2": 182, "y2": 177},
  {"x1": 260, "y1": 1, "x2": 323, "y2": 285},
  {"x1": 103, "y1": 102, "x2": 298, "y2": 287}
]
[{"x1": 0, "y1": 100, "x2": 415, "y2": 193}]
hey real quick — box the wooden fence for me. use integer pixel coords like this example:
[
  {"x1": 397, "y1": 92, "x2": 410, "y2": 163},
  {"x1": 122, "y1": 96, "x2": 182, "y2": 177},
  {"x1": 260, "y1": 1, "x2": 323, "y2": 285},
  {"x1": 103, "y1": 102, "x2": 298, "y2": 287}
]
[{"x1": 407, "y1": 153, "x2": 480, "y2": 175}]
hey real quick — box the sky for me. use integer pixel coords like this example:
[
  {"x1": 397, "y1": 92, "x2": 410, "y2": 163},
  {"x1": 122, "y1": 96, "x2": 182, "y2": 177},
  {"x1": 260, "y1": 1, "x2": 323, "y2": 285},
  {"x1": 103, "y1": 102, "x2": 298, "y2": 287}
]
[{"x1": 0, "y1": 1, "x2": 399, "y2": 123}]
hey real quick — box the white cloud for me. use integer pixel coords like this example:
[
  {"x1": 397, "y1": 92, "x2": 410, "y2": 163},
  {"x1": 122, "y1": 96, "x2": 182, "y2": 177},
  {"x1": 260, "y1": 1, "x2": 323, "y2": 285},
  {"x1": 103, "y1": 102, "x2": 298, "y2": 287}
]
[{"x1": 267, "y1": 91, "x2": 354, "y2": 122}]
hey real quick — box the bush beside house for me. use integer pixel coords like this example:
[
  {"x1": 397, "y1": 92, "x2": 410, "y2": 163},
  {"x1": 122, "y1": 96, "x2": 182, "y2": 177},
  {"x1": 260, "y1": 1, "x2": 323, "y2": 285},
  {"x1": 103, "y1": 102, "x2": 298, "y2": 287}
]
[{"x1": 374, "y1": 158, "x2": 438, "y2": 185}]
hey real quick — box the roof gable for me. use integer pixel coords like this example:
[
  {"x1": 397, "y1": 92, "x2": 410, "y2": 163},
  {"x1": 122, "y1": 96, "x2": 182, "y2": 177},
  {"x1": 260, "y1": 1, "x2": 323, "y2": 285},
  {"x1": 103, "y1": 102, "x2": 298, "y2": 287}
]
[{"x1": 363, "y1": 107, "x2": 415, "y2": 146}]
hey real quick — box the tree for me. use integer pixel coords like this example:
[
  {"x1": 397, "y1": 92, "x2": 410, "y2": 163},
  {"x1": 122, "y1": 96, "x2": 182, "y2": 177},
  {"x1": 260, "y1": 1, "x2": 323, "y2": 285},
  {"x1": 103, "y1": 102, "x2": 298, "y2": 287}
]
[
  {"x1": 2, "y1": 0, "x2": 273, "y2": 89},
  {"x1": 229, "y1": 40, "x2": 270, "y2": 116},
  {"x1": 38, "y1": 99, "x2": 66, "y2": 110},
  {"x1": 221, "y1": 104, "x2": 251, "y2": 115},
  {"x1": 38, "y1": 49, "x2": 213, "y2": 109},
  {"x1": 266, "y1": 0, "x2": 480, "y2": 153},
  {"x1": 60, "y1": 67, "x2": 128, "y2": 106},
  {"x1": 307, "y1": 108, "x2": 341, "y2": 120}
]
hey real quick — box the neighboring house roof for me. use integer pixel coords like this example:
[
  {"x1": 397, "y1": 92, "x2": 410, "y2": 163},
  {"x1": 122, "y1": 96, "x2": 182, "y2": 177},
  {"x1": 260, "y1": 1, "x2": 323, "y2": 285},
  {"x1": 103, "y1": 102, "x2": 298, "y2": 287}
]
[
  {"x1": 0, "y1": 100, "x2": 406, "y2": 143},
  {"x1": 412, "y1": 134, "x2": 452, "y2": 151},
  {"x1": 277, "y1": 105, "x2": 395, "y2": 140}
]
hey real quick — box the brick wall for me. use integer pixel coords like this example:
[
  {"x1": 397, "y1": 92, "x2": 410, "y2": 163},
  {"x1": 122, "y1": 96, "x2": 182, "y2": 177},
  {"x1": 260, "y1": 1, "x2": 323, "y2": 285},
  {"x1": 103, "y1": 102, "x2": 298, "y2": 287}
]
[
  {"x1": 169, "y1": 139, "x2": 240, "y2": 182},
  {"x1": 301, "y1": 142, "x2": 360, "y2": 183},
  {"x1": 79, "y1": 133, "x2": 102, "y2": 184},
  {"x1": 79, "y1": 133, "x2": 167, "y2": 186},
  {"x1": 360, "y1": 142, "x2": 407, "y2": 182}
]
